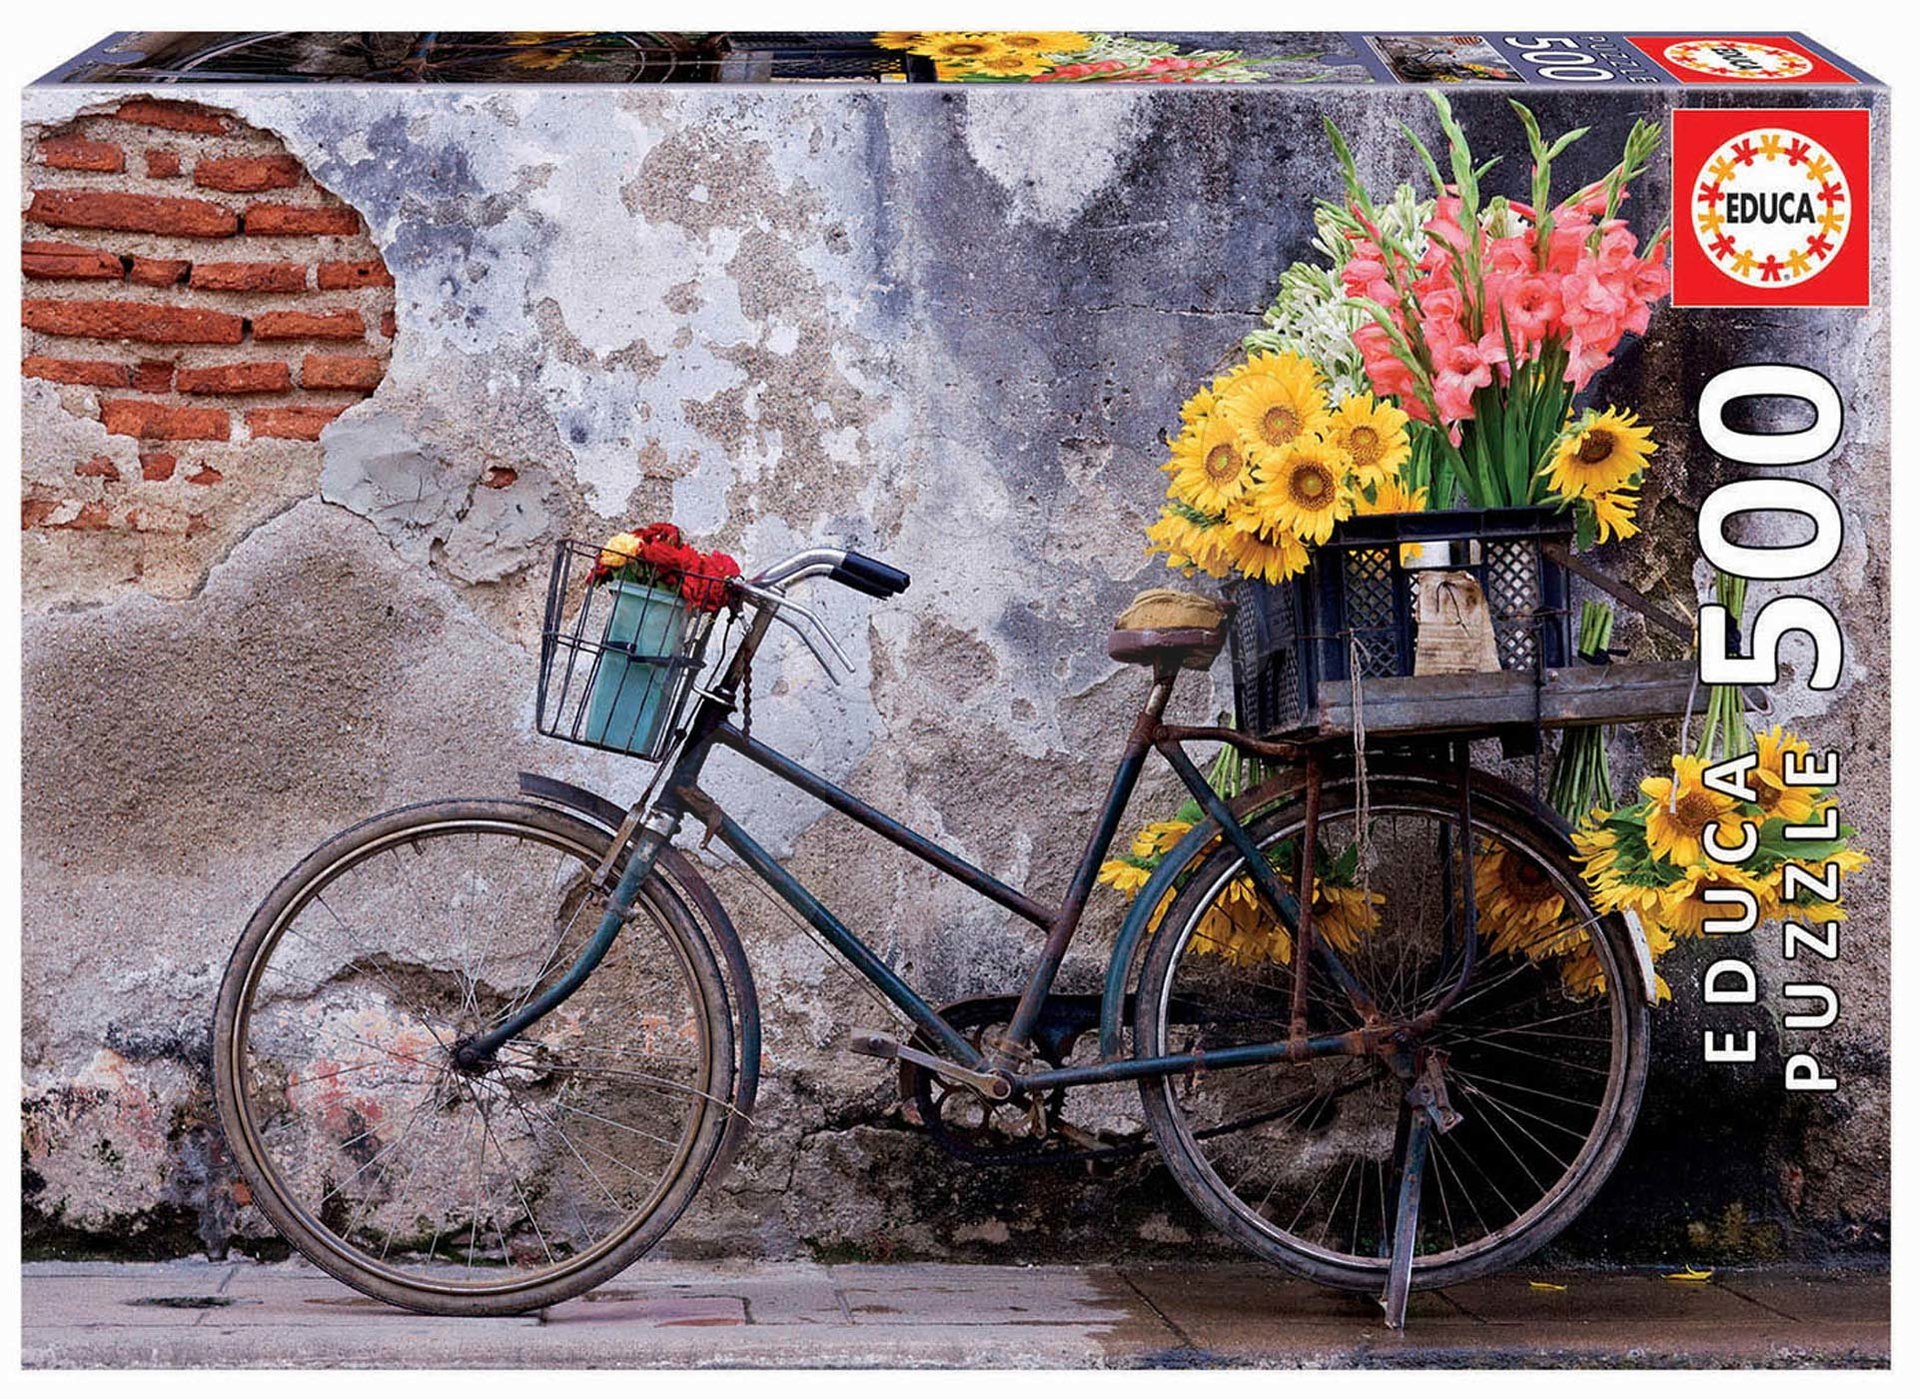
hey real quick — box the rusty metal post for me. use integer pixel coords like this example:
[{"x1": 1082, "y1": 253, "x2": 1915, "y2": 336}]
[{"x1": 1288, "y1": 746, "x2": 1323, "y2": 1042}]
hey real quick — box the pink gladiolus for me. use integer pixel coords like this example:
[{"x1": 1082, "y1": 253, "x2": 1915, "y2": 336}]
[{"x1": 1432, "y1": 337, "x2": 1494, "y2": 422}]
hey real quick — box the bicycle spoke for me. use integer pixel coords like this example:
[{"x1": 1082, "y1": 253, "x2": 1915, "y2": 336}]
[{"x1": 226, "y1": 812, "x2": 721, "y2": 1300}]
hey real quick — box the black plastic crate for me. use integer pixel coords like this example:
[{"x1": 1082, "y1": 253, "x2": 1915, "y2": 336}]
[{"x1": 1228, "y1": 507, "x2": 1574, "y2": 739}]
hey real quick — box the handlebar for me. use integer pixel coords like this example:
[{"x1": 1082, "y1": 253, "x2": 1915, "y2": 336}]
[
  {"x1": 750, "y1": 547, "x2": 909, "y2": 598},
  {"x1": 736, "y1": 546, "x2": 908, "y2": 684},
  {"x1": 831, "y1": 551, "x2": 910, "y2": 598}
]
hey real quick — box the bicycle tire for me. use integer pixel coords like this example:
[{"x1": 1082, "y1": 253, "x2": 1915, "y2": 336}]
[{"x1": 212, "y1": 798, "x2": 737, "y2": 1315}]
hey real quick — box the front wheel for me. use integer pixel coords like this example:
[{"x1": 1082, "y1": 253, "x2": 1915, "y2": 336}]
[
  {"x1": 1133, "y1": 774, "x2": 1649, "y2": 1293},
  {"x1": 213, "y1": 799, "x2": 736, "y2": 1315}
]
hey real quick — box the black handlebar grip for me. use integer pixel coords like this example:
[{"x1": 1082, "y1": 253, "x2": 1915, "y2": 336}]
[{"x1": 831, "y1": 550, "x2": 911, "y2": 598}]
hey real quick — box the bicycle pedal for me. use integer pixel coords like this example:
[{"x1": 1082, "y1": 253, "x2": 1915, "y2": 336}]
[{"x1": 845, "y1": 1029, "x2": 901, "y2": 1061}]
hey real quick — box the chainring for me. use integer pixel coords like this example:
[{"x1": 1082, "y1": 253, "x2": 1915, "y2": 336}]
[{"x1": 901, "y1": 995, "x2": 1148, "y2": 1166}]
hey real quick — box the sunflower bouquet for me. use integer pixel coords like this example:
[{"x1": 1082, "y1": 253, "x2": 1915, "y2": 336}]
[
  {"x1": 1572, "y1": 570, "x2": 1866, "y2": 970},
  {"x1": 1096, "y1": 748, "x2": 1381, "y2": 967},
  {"x1": 1144, "y1": 349, "x2": 1419, "y2": 585},
  {"x1": 873, "y1": 31, "x2": 1288, "y2": 84}
]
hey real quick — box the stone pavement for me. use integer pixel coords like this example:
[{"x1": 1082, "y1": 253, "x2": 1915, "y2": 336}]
[{"x1": 21, "y1": 1257, "x2": 1888, "y2": 1369}]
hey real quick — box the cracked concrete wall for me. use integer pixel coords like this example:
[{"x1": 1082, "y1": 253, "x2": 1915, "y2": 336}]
[{"x1": 22, "y1": 79, "x2": 1888, "y2": 1264}]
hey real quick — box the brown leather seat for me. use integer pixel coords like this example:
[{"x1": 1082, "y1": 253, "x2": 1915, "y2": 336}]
[
  {"x1": 1108, "y1": 587, "x2": 1229, "y2": 671},
  {"x1": 1107, "y1": 624, "x2": 1226, "y2": 671}
]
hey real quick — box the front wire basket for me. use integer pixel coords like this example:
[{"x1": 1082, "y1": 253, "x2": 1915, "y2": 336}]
[{"x1": 536, "y1": 538, "x2": 735, "y2": 760}]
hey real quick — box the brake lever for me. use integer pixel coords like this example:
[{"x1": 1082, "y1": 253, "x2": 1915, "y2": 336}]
[{"x1": 736, "y1": 583, "x2": 854, "y2": 682}]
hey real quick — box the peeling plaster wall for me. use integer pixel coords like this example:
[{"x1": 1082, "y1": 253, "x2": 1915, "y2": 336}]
[{"x1": 22, "y1": 80, "x2": 1889, "y2": 1264}]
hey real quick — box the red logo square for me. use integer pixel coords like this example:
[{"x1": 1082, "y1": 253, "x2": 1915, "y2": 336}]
[
  {"x1": 1627, "y1": 36, "x2": 1855, "y2": 85},
  {"x1": 1670, "y1": 107, "x2": 1871, "y2": 309}
]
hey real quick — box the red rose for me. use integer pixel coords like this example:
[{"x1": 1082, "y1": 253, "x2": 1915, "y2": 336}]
[
  {"x1": 638, "y1": 521, "x2": 682, "y2": 548},
  {"x1": 680, "y1": 550, "x2": 740, "y2": 613}
]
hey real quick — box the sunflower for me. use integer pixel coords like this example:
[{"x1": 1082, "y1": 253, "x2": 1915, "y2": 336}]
[
  {"x1": 1639, "y1": 754, "x2": 1747, "y2": 869},
  {"x1": 1543, "y1": 407, "x2": 1656, "y2": 500},
  {"x1": 1098, "y1": 859, "x2": 1151, "y2": 895},
  {"x1": 1588, "y1": 487, "x2": 1641, "y2": 543},
  {"x1": 990, "y1": 31, "x2": 1092, "y2": 55},
  {"x1": 966, "y1": 49, "x2": 1058, "y2": 75},
  {"x1": 1168, "y1": 413, "x2": 1257, "y2": 513},
  {"x1": 1195, "y1": 878, "x2": 1291, "y2": 967},
  {"x1": 1219, "y1": 352, "x2": 1329, "y2": 457},
  {"x1": 1219, "y1": 501, "x2": 1310, "y2": 583},
  {"x1": 1179, "y1": 383, "x2": 1218, "y2": 429},
  {"x1": 873, "y1": 31, "x2": 933, "y2": 51},
  {"x1": 1474, "y1": 843, "x2": 1571, "y2": 959},
  {"x1": 1313, "y1": 882, "x2": 1380, "y2": 953},
  {"x1": 1241, "y1": 439, "x2": 1354, "y2": 545},
  {"x1": 1132, "y1": 819, "x2": 1195, "y2": 859},
  {"x1": 1145, "y1": 507, "x2": 1234, "y2": 579},
  {"x1": 1656, "y1": 863, "x2": 1780, "y2": 939},
  {"x1": 1324, "y1": 394, "x2": 1412, "y2": 489},
  {"x1": 1358, "y1": 477, "x2": 1428, "y2": 516},
  {"x1": 1751, "y1": 725, "x2": 1822, "y2": 825},
  {"x1": 911, "y1": 33, "x2": 1008, "y2": 63}
]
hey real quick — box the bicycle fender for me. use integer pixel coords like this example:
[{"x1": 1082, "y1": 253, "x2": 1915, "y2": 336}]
[
  {"x1": 516, "y1": 772, "x2": 763, "y2": 1176},
  {"x1": 1099, "y1": 817, "x2": 1224, "y2": 1059}
]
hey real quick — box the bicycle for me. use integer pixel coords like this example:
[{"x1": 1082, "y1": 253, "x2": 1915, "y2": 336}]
[
  {"x1": 212, "y1": 538, "x2": 1653, "y2": 1326},
  {"x1": 77, "y1": 32, "x2": 939, "y2": 85}
]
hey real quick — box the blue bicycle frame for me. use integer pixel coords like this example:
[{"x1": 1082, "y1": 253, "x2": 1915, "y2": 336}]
[{"x1": 451, "y1": 604, "x2": 1414, "y2": 1091}]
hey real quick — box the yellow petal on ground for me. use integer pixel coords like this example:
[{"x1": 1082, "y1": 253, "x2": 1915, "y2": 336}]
[
  {"x1": 1664, "y1": 1267, "x2": 1714, "y2": 1282},
  {"x1": 1527, "y1": 1281, "x2": 1568, "y2": 1292}
]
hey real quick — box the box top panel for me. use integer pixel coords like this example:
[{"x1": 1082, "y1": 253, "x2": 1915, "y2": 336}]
[{"x1": 36, "y1": 31, "x2": 1881, "y2": 88}]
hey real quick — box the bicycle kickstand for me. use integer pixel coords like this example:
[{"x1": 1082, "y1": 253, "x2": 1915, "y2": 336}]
[
  {"x1": 1381, "y1": 1052, "x2": 1461, "y2": 1329},
  {"x1": 1380, "y1": 1107, "x2": 1429, "y2": 1330}
]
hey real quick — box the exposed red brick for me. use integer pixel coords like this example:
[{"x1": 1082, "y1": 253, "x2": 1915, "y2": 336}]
[
  {"x1": 75, "y1": 454, "x2": 121, "y2": 480},
  {"x1": 301, "y1": 353, "x2": 385, "y2": 390},
  {"x1": 252, "y1": 309, "x2": 365, "y2": 341},
  {"x1": 22, "y1": 355, "x2": 128, "y2": 388},
  {"x1": 131, "y1": 361, "x2": 174, "y2": 394},
  {"x1": 317, "y1": 259, "x2": 395, "y2": 290},
  {"x1": 22, "y1": 241, "x2": 123, "y2": 281},
  {"x1": 247, "y1": 405, "x2": 347, "y2": 440},
  {"x1": 242, "y1": 203, "x2": 360, "y2": 236},
  {"x1": 128, "y1": 256, "x2": 191, "y2": 287},
  {"x1": 482, "y1": 467, "x2": 519, "y2": 489},
  {"x1": 144, "y1": 148, "x2": 183, "y2": 178},
  {"x1": 139, "y1": 452, "x2": 177, "y2": 481},
  {"x1": 186, "y1": 464, "x2": 224, "y2": 485},
  {"x1": 194, "y1": 154, "x2": 303, "y2": 194},
  {"x1": 23, "y1": 499, "x2": 63, "y2": 529},
  {"x1": 57, "y1": 501, "x2": 113, "y2": 531},
  {"x1": 39, "y1": 135, "x2": 124, "y2": 172},
  {"x1": 28, "y1": 189, "x2": 237, "y2": 239},
  {"x1": 114, "y1": 99, "x2": 230, "y2": 134},
  {"x1": 24, "y1": 299, "x2": 244, "y2": 345},
  {"x1": 100, "y1": 399, "x2": 231, "y2": 441},
  {"x1": 190, "y1": 261, "x2": 307, "y2": 293},
  {"x1": 178, "y1": 361, "x2": 292, "y2": 395},
  {"x1": 380, "y1": 310, "x2": 397, "y2": 339}
]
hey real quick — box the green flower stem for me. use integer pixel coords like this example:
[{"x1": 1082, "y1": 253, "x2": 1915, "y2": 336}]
[
  {"x1": 1695, "y1": 571, "x2": 1754, "y2": 762},
  {"x1": 1548, "y1": 600, "x2": 1617, "y2": 821}
]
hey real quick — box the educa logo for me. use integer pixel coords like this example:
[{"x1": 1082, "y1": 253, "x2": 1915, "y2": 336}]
[
  {"x1": 1664, "y1": 39, "x2": 1812, "y2": 81},
  {"x1": 1671, "y1": 108, "x2": 1871, "y2": 308}
]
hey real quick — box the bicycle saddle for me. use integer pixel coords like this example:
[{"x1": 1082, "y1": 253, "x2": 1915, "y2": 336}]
[{"x1": 1108, "y1": 588, "x2": 1228, "y2": 671}]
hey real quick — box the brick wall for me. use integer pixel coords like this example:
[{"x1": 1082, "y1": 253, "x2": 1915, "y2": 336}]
[{"x1": 21, "y1": 99, "x2": 393, "y2": 559}]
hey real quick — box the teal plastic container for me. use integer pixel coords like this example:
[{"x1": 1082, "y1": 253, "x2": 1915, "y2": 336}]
[{"x1": 581, "y1": 580, "x2": 689, "y2": 754}]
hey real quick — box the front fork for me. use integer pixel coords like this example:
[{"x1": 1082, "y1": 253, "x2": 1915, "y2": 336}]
[{"x1": 450, "y1": 806, "x2": 681, "y2": 1069}]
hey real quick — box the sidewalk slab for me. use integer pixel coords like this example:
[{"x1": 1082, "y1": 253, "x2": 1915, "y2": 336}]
[{"x1": 21, "y1": 1258, "x2": 1889, "y2": 1369}]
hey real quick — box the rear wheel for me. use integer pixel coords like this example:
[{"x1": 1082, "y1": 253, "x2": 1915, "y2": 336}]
[
  {"x1": 213, "y1": 799, "x2": 735, "y2": 1315},
  {"x1": 1133, "y1": 775, "x2": 1648, "y2": 1292}
]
